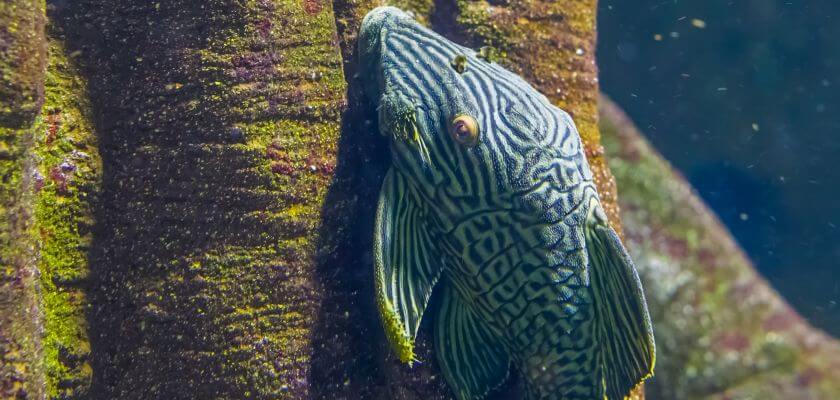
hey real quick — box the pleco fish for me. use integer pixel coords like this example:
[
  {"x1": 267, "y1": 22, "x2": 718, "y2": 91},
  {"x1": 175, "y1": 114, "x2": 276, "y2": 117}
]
[{"x1": 357, "y1": 7, "x2": 655, "y2": 400}]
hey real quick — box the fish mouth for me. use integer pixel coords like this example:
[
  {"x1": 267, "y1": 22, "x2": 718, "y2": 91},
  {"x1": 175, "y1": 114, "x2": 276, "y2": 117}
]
[
  {"x1": 358, "y1": 8, "x2": 433, "y2": 165},
  {"x1": 358, "y1": 6, "x2": 411, "y2": 40}
]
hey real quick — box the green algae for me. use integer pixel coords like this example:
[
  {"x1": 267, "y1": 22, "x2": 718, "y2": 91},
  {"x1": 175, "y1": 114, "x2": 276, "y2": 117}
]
[
  {"x1": 29, "y1": 37, "x2": 99, "y2": 398},
  {"x1": 389, "y1": 0, "x2": 435, "y2": 25},
  {"x1": 453, "y1": 0, "x2": 518, "y2": 54},
  {"x1": 0, "y1": 125, "x2": 44, "y2": 400},
  {"x1": 1, "y1": 1, "x2": 47, "y2": 398},
  {"x1": 0, "y1": 0, "x2": 46, "y2": 127}
]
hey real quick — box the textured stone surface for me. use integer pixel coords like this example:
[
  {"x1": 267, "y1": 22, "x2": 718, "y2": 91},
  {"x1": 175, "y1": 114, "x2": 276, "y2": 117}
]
[
  {"x1": 30, "y1": 24, "x2": 100, "y2": 397},
  {"x1": 0, "y1": 1, "x2": 46, "y2": 398},
  {"x1": 0, "y1": 0, "x2": 46, "y2": 127},
  {"x1": 51, "y1": 0, "x2": 345, "y2": 398}
]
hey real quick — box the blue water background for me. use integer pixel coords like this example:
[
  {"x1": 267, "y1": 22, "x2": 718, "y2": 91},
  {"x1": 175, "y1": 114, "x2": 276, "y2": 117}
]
[{"x1": 598, "y1": 1, "x2": 840, "y2": 336}]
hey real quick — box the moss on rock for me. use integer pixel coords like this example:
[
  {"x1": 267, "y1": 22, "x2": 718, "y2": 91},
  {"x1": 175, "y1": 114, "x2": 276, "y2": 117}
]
[
  {"x1": 48, "y1": 0, "x2": 345, "y2": 398},
  {"x1": 0, "y1": 1, "x2": 47, "y2": 398},
  {"x1": 30, "y1": 32, "x2": 100, "y2": 398},
  {"x1": 0, "y1": 125, "x2": 44, "y2": 400},
  {"x1": 0, "y1": 0, "x2": 46, "y2": 127}
]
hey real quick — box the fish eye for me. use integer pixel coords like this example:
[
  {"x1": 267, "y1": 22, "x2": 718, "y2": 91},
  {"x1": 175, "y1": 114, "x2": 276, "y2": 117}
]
[{"x1": 449, "y1": 114, "x2": 480, "y2": 147}]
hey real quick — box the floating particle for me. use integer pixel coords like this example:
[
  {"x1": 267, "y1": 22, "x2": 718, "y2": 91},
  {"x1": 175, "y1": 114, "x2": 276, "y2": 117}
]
[
  {"x1": 739, "y1": 213, "x2": 749, "y2": 221},
  {"x1": 752, "y1": 123, "x2": 760, "y2": 132},
  {"x1": 691, "y1": 19, "x2": 707, "y2": 29},
  {"x1": 654, "y1": 34, "x2": 663, "y2": 41}
]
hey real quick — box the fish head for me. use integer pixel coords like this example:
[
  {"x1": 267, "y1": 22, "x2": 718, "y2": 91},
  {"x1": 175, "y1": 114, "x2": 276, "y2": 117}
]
[{"x1": 357, "y1": 7, "x2": 592, "y2": 218}]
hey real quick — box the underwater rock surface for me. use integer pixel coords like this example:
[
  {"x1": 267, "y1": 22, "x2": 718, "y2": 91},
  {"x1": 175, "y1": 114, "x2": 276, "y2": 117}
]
[
  {"x1": 1, "y1": 1, "x2": 47, "y2": 398},
  {"x1": 601, "y1": 97, "x2": 840, "y2": 400}
]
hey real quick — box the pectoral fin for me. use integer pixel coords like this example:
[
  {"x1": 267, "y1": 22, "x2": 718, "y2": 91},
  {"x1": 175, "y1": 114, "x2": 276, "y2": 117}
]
[
  {"x1": 585, "y1": 209, "x2": 656, "y2": 400},
  {"x1": 435, "y1": 284, "x2": 510, "y2": 400},
  {"x1": 374, "y1": 168, "x2": 444, "y2": 363}
]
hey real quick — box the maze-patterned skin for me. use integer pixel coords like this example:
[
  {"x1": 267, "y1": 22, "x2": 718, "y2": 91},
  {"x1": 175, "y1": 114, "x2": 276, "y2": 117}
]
[{"x1": 358, "y1": 7, "x2": 655, "y2": 400}]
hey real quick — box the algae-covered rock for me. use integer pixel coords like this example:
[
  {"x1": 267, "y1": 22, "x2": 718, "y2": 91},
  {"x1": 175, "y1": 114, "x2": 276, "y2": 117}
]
[
  {"x1": 601, "y1": 97, "x2": 840, "y2": 400},
  {"x1": 50, "y1": 1, "x2": 345, "y2": 398},
  {"x1": 31, "y1": 29, "x2": 101, "y2": 398},
  {"x1": 0, "y1": 0, "x2": 46, "y2": 127},
  {"x1": 1, "y1": 1, "x2": 46, "y2": 398}
]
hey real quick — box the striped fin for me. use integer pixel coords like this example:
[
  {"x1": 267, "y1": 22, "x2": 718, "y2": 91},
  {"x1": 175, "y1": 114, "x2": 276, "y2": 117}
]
[
  {"x1": 586, "y1": 212, "x2": 656, "y2": 400},
  {"x1": 374, "y1": 168, "x2": 443, "y2": 364},
  {"x1": 435, "y1": 284, "x2": 510, "y2": 400}
]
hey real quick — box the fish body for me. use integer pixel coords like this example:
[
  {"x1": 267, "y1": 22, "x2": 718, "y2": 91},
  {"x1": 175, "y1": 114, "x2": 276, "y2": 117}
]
[{"x1": 358, "y1": 7, "x2": 655, "y2": 400}]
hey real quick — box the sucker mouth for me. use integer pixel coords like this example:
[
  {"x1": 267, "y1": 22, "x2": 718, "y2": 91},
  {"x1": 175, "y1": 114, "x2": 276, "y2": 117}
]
[{"x1": 356, "y1": 7, "x2": 413, "y2": 101}]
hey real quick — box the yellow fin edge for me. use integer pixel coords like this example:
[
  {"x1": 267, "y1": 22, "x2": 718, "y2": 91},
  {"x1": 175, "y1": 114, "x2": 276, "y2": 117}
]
[{"x1": 376, "y1": 294, "x2": 416, "y2": 364}]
